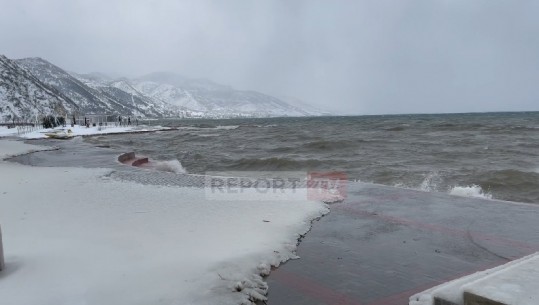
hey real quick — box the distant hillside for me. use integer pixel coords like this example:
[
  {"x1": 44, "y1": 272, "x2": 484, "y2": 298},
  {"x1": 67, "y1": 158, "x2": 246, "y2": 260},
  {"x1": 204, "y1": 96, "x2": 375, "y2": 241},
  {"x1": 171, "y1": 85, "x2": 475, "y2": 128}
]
[
  {"x1": 0, "y1": 55, "x2": 77, "y2": 121},
  {"x1": 1, "y1": 54, "x2": 328, "y2": 120},
  {"x1": 16, "y1": 58, "x2": 182, "y2": 118}
]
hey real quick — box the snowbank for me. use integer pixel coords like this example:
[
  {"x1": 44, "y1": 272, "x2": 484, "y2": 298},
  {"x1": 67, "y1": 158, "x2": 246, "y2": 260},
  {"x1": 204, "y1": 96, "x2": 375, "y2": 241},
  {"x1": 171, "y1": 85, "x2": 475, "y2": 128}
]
[
  {"x1": 0, "y1": 124, "x2": 173, "y2": 139},
  {"x1": 409, "y1": 252, "x2": 539, "y2": 305},
  {"x1": 0, "y1": 140, "x2": 328, "y2": 305},
  {"x1": 0, "y1": 139, "x2": 54, "y2": 159},
  {"x1": 0, "y1": 126, "x2": 18, "y2": 138}
]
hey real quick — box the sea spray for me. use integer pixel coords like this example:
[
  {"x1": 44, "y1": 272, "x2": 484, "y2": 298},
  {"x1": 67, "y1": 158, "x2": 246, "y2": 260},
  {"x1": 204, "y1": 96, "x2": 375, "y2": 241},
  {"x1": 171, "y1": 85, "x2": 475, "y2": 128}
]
[
  {"x1": 419, "y1": 172, "x2": 442, "y2": 192},
  {"x1": 448, "y1": 185, "x2": 493, "y2": 200},
  {"x1": 140, "y1": 159, "x2": 186, "y2": 174}
]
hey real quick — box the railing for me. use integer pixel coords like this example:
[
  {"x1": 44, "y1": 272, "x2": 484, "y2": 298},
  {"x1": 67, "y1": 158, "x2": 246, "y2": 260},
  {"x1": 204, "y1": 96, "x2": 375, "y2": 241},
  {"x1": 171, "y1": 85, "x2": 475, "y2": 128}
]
[{"x1": 17, "y1": 123, "x2": 42, "y2": 136}]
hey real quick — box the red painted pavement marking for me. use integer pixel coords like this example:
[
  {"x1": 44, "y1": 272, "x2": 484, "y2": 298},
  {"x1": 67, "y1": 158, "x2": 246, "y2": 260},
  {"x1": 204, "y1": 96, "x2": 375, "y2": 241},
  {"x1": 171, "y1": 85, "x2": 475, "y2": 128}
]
[
  {"x1": 336, "y1": 203, "x2": 539, "y2": 252},
  {"x1": 268, "y1": 199, "x2": 539, "y2": 305},
  {"x1": 271, "y1": 269, "x2": 363, "y2": 305},
  {"x1": 271, "y1": 261, "x2": 513, "y2": 305}
]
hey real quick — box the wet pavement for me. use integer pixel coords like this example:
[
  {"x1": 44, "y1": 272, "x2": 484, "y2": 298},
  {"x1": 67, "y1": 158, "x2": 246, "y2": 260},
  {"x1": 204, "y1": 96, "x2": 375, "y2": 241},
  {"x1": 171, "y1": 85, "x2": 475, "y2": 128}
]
[{"x1": 262, "y1": 183, "x2": 539, "y2": 305}]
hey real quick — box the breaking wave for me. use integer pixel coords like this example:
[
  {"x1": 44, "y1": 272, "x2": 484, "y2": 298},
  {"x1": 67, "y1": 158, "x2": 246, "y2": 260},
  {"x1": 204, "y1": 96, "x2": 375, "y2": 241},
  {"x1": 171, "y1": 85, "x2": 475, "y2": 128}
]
[
  {"x1": 414, "y1": 172, "x2": 494, "y2": 200},
  {"x1": 418, "y1": 172, "x2": 442, "y2": 192},
  {"x1": 141, "y1": 159, "x2": 186, "y2": 174},
  {"x1": 229, "y1": 157, "x2": 322, "y2": 171},
  {"x1": 216, "y1": 125, "x2": 240, "y2": 130},
  {"x1": 449, "y1": 185, "x2": 493, "y2": 200}
]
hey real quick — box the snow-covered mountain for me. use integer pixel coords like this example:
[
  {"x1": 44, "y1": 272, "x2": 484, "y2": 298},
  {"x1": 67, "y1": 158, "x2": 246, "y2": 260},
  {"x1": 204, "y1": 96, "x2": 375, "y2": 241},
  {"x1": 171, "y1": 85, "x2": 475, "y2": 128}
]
[
  {"x1": 16, "y1": 58, "x2": 182, "y2": 118},
  {"x1": 132, "y1": 72, "x2": 312, "y2": 117},
  {"x1": 0, "y1": 55, "x2": 77, "y2": 121},
  {"x1": 277, "y1": 95, "x2": 333, "y2": 116},
  {"x1": 1, "y1": 54, "x2": 327, "y2": 120}
]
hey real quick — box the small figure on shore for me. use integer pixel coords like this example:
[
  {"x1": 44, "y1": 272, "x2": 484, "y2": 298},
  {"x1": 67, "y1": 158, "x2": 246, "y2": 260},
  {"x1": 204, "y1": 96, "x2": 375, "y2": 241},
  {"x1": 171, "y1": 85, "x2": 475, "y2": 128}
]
[
  {"x1": 128, "y1": 117, "x2": 131, "y2": 126},
  {"x1": 84, "y1": 117, "x2": 89, "y2": 128},
  {"x1": 118, "y1": 115, "x2": 122, "y2": 127}
]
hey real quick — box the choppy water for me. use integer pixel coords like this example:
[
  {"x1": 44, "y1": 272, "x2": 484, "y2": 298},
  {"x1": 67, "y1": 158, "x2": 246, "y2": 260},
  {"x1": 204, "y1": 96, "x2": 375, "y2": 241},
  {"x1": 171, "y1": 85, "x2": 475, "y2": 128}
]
[{"x1": 84, "y1": 112, "x2": 539, "y2": 204}]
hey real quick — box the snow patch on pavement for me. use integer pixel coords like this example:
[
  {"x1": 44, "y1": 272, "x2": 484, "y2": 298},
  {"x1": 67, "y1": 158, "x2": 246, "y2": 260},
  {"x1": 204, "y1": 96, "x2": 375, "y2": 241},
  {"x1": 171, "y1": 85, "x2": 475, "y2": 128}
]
[
  {"x1": 0, "y1": 139, "x2": 52, "y2": 160},
  {"x1": 0, "y1": 140, "x2": 328, "y2": 305}
]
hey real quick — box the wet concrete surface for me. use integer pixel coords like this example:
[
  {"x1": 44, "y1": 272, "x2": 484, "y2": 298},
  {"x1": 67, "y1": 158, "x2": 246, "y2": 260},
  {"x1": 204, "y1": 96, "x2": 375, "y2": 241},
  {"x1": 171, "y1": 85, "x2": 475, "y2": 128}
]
[
  {"x1": 9, "y1": 138, "x2": 126, "y2": 169},
  {"x1": 262, "y1": 183, "x2": 539, "y2": 305}
]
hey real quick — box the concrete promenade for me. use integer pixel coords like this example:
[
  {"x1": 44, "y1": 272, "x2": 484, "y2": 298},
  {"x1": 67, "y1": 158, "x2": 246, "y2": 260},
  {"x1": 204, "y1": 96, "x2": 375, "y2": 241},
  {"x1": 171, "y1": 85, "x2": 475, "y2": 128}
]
[{"x1": 262, "y1": 183, "x2": 539, "y2": 305}]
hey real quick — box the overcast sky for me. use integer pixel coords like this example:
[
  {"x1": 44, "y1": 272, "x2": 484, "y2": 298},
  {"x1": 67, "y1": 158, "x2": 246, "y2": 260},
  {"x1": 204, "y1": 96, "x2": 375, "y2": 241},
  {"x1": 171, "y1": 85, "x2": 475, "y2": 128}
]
[{"x1": 1, "y1": 0, "x2": 538, "y2": 115}]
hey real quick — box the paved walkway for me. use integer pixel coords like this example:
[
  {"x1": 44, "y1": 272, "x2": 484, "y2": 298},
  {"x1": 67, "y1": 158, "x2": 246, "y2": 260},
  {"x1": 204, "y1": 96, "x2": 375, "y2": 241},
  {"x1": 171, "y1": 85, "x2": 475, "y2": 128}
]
[{"x1": 262, "y1": 183, "x2": 539, "y2": 305}]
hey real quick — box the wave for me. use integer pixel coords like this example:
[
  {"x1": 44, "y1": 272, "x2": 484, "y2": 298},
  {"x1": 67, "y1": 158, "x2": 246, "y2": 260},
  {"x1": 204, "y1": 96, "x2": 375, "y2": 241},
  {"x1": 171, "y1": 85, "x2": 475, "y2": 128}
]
[
  {"x1": 269, "y1": 146, "x2": 295, "y2": 153},
  {"x1": 191, "y1": 124, "x2": 217, "y2": 128},
  {"x1": 448, "y1": 185, "x2": 493, "y2": 200},
  {"x1": 429, "y1": 123, "x2": 487, "y2": 131},
  {"x1": 215, "y1": 125, "x2": 239, "y2": 130},
  {"x1": 385, "y1": 126, "x2": 406, "y2": 131},
  {"x1": 418, "y1": 172, "x2": 442, "y2": 192},
  {"x1": 228, "y1": 157, "x2": 322, "y2": 170},
  {"x1": 413, "y1": 172, "x2": 494, "y2": 200},
  {"x1": 478, "y1": 169, "x2": 539, "y2": 188},
  {"x1": 301, "y1": 139, "x2": 356, "y2": 150},
  {"x1": 412, "y1": 169, "x2": 539, "y2": 202},
  {"x1": 237, "y1": 124, "x2": 278, "y2": 129},
  {"x1": 140, "y1": 159, "x2": 186, "y2": 174}
]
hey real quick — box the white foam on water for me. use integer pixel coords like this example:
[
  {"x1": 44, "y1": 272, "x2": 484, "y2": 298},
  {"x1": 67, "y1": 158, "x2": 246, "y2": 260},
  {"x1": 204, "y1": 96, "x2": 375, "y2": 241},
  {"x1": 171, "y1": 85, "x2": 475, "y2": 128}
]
[
  {"x1": 396, "y1": 172, "x2": 496, "y2": 201},
  {"x1": 419, "y1": 172, "x2": 442, "y2": 192},
  {"x1": 448, "y1": 185, "x2": 493, "y2": 200},
  {"x1": 144, "y1": 159, "x2": 186, "y2": 174},
  {"x1": 215, "y1": 125, "x2": 239, "y2": 130}
]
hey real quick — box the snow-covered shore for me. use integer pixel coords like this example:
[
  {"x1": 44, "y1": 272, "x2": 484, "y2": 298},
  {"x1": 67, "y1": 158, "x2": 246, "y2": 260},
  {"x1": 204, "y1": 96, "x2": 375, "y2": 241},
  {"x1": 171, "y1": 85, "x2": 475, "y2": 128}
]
[
  {"x1": 0, "y1": 124, "x2": 173, "y2": 139},
  {"x1": 0, "y1": 139, "x2": 328, "y2": 305}
]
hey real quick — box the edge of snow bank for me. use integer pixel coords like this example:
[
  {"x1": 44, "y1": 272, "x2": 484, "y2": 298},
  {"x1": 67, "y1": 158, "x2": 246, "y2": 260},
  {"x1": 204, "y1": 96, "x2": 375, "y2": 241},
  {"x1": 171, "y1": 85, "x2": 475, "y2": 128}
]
[
  {"x1": 205, "y1": 207, "x2": 329, "y2": 304},
  {"x1": 0, "y1": 139, "x2": 329, "y2": 305},
  {"x1": 0, "y1": 139, "x2": 57, "y2": 160}
]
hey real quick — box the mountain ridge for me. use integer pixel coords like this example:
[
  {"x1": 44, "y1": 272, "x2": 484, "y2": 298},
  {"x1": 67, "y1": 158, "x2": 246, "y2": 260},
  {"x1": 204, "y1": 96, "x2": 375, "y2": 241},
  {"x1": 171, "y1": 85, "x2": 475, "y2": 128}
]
[
  {"x1": 1, "y1": 54, "x2": 328, "y2": 120},
  {"x1": 0, "y1": 55, "x2": 78, "y2": 121}
]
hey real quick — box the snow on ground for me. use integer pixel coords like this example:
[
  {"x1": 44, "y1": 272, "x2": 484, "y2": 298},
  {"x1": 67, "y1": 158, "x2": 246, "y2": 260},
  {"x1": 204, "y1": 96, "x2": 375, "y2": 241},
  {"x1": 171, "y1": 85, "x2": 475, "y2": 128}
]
[
  {"x1": 0, "y1": 127, "x2": 18, "y2": 138},
  {"x1": 0, "y1": 124, "x2": 172, "y2": 139},
  {"x1": 0, "y1": 140, "x2": 328, "y2": 305},
  {"x1": 462, "y1": 253, "x2": 539, "y2": 305},
  {"x1": 0, "y1": 139, "x2": 54, "y2": 158},
  {"x1": 409, "y1": 252, "x2": 539, "y2": 305},
  {"x1": 21, "y1": 124, "x2": 172, "y2": 139}
]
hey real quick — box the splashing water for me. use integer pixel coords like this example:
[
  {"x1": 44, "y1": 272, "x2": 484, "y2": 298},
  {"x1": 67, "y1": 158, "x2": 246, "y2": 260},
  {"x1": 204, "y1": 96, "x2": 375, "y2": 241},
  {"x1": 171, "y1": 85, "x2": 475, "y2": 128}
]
[
  {"x1": 141, "y1": 160, "x2": 186, "y2": 174},
  {"x1": 419, "y1": 172, "x2": 442, "y2": 192},
  {"x1": 449, "y1": 185, "x2": 493, "y2": 200}
]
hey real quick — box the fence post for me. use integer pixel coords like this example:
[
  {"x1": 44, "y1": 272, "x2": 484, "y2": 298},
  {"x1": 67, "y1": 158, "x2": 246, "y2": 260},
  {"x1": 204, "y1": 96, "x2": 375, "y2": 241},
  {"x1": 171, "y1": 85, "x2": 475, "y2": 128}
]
[{"x1": 0, "y1": 224, "x2": 4, "y2": 271}]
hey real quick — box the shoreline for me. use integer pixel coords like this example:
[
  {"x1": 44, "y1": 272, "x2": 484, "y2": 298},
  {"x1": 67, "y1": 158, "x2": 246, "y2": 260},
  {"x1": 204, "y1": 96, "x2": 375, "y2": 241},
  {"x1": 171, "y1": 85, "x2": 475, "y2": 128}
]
[{"x1": 0, "y1": 124, "x2": 176, "y2": 140}]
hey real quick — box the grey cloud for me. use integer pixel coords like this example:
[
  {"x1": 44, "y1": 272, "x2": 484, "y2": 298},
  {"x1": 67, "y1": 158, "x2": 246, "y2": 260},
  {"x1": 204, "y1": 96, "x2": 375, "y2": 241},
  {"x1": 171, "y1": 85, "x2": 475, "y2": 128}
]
[{"x1": 1, "y1": 0, "x2": 538, "y2": 114}]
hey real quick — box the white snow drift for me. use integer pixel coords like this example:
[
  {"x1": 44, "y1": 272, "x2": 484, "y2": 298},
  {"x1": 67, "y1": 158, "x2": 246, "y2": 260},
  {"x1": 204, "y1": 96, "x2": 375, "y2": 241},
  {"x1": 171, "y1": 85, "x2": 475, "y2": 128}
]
[{"x1": 0, "y1": 140, "x2": 328, "y2": 305}]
